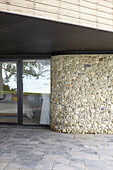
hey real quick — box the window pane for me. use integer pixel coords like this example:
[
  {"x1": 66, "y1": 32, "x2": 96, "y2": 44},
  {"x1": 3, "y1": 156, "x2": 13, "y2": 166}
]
[
  {"x1": 23, "y1": 60, "x2": 50, "y2": 125},
  {"x1": 0, "y1": 62, "x2": 17, "y2": 123}
]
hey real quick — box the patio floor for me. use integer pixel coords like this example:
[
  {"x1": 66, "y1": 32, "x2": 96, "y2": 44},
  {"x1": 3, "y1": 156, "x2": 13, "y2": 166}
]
[{"x1": 0, "y1": 126, "x2": 113, "y2": 170}]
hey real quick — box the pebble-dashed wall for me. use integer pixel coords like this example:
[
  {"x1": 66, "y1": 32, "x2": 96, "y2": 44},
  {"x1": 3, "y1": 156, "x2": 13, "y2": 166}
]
[{"x1": 51, "y1": 55, "x2": 113, "y2": 134}]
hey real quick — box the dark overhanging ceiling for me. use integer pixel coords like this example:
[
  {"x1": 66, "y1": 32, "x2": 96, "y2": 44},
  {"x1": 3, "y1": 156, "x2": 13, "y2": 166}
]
[{"x1": 0, "y1": 11, "x2": 113, "y2": 57}]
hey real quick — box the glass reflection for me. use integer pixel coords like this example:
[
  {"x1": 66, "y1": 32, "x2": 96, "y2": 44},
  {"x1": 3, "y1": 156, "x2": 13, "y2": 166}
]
[
  {"x1": 23, "y1": 60, "x2": 50, "y2": 125},
  {"x1": 0, "y1": 62, "x2": 17, "y2": 123}
]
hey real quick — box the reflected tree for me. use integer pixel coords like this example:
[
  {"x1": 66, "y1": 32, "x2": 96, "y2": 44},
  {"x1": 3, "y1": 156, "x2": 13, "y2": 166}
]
[
  {"x1": 1, "y1": 61, "x2": 50, "y2": 84},
  {"x1": 2, "y1": 63, "x2": 17, "y2": 83},
  {"x1": 23, "y1": 61, "x2": 50, "y2": 79}
]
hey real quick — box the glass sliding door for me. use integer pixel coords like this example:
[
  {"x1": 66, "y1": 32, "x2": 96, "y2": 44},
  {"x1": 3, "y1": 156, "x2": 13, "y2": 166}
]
[
  {"x1": 0, "y1": 62, "x2": 17, "y2": 123},
  {"x1": 23, "y1": 60, "x2": 50, "y2": 125}
]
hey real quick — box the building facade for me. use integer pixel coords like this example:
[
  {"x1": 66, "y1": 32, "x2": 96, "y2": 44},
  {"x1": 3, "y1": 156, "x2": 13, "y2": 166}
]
[
  {"x1": 1, "y1": 0, "x2": 113, "y2": 32},
  {"x1": 0, "y1": 0, "x2": 113, "y2": 133}
]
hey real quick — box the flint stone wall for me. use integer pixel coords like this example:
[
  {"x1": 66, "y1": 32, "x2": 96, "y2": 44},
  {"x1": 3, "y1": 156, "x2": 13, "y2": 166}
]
[{"x1": 51, "y1": 55, "x2": 113, "y2": 134}]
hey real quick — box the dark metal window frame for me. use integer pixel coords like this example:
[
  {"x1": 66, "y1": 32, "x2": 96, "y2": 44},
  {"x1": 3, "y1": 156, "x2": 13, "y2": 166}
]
[{"x1": 0, "y1": 54, "x2": 51, "y2": 125}]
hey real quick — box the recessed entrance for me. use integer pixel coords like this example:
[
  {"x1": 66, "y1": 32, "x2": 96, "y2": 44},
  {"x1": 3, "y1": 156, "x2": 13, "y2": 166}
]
[{"x1": 0, "y1": 59, "x2": 50, "y2": 125}]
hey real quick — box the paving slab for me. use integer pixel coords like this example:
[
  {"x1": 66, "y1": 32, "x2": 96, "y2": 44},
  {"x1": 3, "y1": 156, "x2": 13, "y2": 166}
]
[
  {"x1": 0, "y1": 127, "x2": 113, "y2": 169},
  {"x1": 85, "y1": 160, "x2": 113, "y2": 170}
]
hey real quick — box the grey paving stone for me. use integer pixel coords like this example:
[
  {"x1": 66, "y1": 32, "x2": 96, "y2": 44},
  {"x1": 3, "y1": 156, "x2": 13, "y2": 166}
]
[
  {"x1": 1, "y1": 127, "x2": 113, "y2": 169},
  {"x1": 4, "y1": 168, "x2": 19, "y2": 170},
  {"x1": 70, "y1": 159, "x2": 84, "y2": 167},
  {"x1": 34, "y1": 163, "x2": 53, "y2": 170},
  {"x1": 85, "y1": 160, "x2": 113, "y2": 170},
  {"x1": 6, "y1": 160, "x2": 38, "y2": 169},
  {"x1": 108, "y1": 141, "x2": 113, "y2": 146},
  {"x1": 4, "y1": 163, "x2": 33, "y2": 170},
  {"x1": 1, "y1": 153, "x2": 17, "y2": 160},
  {"x1": 71, "y1": 153, "x2": 99, "y2": 161},
  {"x1": 41, "y1": 154, "x2": 70, "y2": 165},
  {"x1": 53, "y1": 164, "x2": 84, "y2": 170},
  {"x1": 0, "y1": 163, "x2": 8, "y2": 170},
  {"x1": 97, "y1": 145, "x2": 113, "y2": 160}
]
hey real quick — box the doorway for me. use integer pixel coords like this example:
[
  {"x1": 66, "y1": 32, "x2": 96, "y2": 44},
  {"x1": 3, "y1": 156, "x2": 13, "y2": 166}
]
[{"x1": 0, "y1": 59, "x2": 50, "y2": 125}]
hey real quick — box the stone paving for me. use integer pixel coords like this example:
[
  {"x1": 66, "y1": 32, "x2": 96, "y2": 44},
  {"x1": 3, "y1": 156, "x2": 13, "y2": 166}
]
[{"x1": 0, "y1": 126, "x2": 113, "y2": 170}]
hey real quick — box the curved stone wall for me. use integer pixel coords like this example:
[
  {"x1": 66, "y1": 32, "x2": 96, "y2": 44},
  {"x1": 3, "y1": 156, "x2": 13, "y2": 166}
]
[{"x1": 51, "y1": 54, "x2": 113, "y2": 134}]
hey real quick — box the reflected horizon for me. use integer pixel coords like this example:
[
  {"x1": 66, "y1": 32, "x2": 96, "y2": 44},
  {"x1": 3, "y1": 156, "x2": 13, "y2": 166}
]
[{"x1": 23, "y1": 60, "x2": 50, "y2": 125}]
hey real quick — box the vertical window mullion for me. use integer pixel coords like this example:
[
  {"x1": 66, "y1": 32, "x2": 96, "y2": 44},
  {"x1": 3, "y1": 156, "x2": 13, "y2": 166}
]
[{"x1": 17, "y1": 60, "x2": 23, "y2": 125}]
